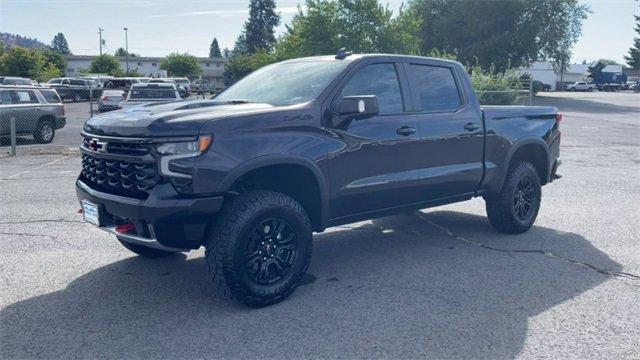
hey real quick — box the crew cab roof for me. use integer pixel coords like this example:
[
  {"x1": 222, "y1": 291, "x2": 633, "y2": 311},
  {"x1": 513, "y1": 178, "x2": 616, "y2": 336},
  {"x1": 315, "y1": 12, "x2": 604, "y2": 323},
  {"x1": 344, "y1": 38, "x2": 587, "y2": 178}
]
[
  {"x1": 281, "y1": 53, "x2": 462, "y2": 67},
  {"x1": 130, "y1": 82, "x2": 177, "y2": 89}
]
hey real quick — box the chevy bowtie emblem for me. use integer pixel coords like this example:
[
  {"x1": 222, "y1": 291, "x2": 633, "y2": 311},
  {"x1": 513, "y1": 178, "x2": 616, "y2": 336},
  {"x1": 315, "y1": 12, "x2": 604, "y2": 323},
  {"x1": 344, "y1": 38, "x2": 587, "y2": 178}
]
[{"x1": 89, "y1": 138, "x2": 107, "y2": 153}]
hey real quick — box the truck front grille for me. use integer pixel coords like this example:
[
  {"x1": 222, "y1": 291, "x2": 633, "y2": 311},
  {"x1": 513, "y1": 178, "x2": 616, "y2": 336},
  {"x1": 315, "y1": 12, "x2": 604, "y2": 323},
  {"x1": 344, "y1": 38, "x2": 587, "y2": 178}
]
[{"x1": 81, "y1": 153, "x2": 159, "y2": 198}]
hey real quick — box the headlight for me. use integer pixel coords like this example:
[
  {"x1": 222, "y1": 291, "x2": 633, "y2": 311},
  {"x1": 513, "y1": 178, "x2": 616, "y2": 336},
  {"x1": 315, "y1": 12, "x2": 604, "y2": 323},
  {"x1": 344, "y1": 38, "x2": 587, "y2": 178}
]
[
  {"x1": 155, "y1": 134, "x2": 212, "y2": 157},
  {"x1": 157, "y1": 134, "x2": 212, "y2": 179}
]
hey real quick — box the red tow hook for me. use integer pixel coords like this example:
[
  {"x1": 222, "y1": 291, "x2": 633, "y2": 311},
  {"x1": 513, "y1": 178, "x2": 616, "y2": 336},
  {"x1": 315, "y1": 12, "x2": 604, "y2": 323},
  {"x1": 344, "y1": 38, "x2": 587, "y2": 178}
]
[{"x1": 115, "y1": 223, "x2": 136, "y2": 233}]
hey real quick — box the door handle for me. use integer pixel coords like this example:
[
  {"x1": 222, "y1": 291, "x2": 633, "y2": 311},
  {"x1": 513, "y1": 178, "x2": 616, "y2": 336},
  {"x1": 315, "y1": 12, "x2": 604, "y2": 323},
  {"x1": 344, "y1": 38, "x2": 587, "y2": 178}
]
[
  {"x1": 464, "y1": 123, "x2": 480, "y2": 131},
  {"x1": 396, "y1": 126, "x2": 416, "y2": 136}
]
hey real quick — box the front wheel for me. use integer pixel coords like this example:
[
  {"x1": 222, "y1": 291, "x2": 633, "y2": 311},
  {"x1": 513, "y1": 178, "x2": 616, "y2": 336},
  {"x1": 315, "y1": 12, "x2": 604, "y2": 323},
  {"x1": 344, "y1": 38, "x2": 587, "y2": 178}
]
[
  {"x1": 205, "y1": 190, "x2": 313, "y2": 307},
  {"x1": 485, "y1": 161, "x2": 541, "y2": 234}
]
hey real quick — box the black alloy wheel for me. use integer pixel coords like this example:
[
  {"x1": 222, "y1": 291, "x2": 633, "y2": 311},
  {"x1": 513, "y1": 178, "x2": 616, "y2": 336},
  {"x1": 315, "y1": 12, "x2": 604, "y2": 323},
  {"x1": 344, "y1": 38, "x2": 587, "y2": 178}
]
[{"x1": 244, "y1": 218, "x2": 298, "y2": 285}]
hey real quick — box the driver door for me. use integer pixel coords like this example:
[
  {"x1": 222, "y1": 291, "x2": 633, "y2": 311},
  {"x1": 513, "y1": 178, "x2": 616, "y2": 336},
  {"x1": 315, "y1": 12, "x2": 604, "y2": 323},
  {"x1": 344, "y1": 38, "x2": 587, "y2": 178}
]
[{"x1": 324, "y1": 62, "x2": 421, "y2": 221}]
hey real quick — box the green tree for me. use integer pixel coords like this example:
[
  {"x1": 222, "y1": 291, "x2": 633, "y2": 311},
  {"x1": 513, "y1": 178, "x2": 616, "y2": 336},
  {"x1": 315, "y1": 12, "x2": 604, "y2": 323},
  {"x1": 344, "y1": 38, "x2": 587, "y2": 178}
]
[
  {"x1": 114, "y1": 48, "x2": 139, "y2": 57},
  {"x1": 40, "y1": 63, "x2": 63, "y2": 82},
  {"x1": 624, "y1": 15, "x2": 640, "y2": 70},
  {"x1": 90, "y1": 54, "x2": 122, "y2": 75},
  {"x1": 209, "y1": 38, "x2": 222, "y2": 58},
  {"x1": 51, "y1": 32, "x2": 71, "y2": 55},
  {"x1": 274, "y1": 0, "x2": 421, "y2": 59},
  {"x1": 160, "y1": 52, "x2": 202, "y2": 76},
  {"x1": 407, "y1": 0, "x2": 589, "y2": 72},
  {"x1": 598, "y1": 59, "x2": 619, "y2": 65},
  {"x1": 234, "y1": 0, "x2": 280, "y2": 55},
  {"x1": 223, "y1": 50, "x2": 277, "y2": 86},
  {"x1": 40, "y1": 49, "x2": 67, "y2": 74},
  {"x1": 1, "y1": 47, "x2": 45, "y2": 79}
]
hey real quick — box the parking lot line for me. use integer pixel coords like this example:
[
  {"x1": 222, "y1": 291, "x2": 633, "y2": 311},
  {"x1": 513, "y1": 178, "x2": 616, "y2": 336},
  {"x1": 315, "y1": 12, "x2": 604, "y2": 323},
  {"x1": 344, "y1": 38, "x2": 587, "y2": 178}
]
[{"x1": 2, "y1": 156, "x2": 69, "y2": 180}]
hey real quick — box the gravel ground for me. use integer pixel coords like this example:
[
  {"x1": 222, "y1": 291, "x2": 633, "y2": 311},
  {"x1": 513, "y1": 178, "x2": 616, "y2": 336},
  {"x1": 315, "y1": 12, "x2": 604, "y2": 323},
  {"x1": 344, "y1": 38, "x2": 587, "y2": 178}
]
[{"x1": 0, "y1": 91, "x2": 638, "y2": 359}]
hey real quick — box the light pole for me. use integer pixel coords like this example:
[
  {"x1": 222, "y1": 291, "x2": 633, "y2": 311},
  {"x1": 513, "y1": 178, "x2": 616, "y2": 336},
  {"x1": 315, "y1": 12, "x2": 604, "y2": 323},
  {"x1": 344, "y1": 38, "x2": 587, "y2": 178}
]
[
  {"x1": 98, "y1": 28, "x2": 104, "y2": 55},
  {"x1": 124, "y1": 27, "x2": 129, "y2": 73}
]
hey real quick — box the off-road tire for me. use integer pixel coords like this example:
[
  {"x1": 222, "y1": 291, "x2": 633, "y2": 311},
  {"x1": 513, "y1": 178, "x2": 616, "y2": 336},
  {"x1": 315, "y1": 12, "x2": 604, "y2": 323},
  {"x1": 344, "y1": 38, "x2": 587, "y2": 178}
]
[
  {"x1": 205, "y1": 190, "x2": 313, "y2": 307},
  {"x1": 485, "y1": 161, "x2": 541, "y2": 234},
  {"x1": 117, "y1": 237, "x2": 176, "y2": 258},
  {"x1": 33, "y1": 120, "x2": 55, "y2": 144}
]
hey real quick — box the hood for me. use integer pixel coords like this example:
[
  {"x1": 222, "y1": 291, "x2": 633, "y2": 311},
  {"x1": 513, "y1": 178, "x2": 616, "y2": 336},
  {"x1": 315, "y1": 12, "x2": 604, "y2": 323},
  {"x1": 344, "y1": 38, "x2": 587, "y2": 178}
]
[{"x1": 83, "y1": 100, "x2": 275, "y2": 138}]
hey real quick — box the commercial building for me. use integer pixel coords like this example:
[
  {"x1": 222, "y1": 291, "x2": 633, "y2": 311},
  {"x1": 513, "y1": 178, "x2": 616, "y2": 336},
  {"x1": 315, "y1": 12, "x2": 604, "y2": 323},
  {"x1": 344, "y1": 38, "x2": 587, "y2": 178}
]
[
  {"x1": 64, "y1": 55, "x2": 227, "y2": 90},
  {"x1": 515, "y1": 61, "x2": 624, "y2": 91}
]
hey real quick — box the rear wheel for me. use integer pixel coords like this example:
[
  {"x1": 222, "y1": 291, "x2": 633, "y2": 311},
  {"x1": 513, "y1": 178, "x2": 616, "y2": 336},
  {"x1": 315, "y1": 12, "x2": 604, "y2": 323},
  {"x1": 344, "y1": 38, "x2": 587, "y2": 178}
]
[
  {"x1": 205, "y1": 190, "x2": 313, "y2": 307},
  {"x1": 117, "y1": 237, "x2": 176, "y2": 258},
  {"x1": 33, "y1": 121, "x2": 55, "y2": 143},
  {"x1": 485, "y1": 161, "x2": 541, "y2": 234}
]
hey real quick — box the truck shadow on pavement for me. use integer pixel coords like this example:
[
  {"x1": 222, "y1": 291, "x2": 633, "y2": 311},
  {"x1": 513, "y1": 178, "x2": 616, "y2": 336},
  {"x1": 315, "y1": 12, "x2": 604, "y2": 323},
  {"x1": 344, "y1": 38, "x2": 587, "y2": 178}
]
[{"x1": 0, "y1": 211, "x2": 622, "y2": 359}]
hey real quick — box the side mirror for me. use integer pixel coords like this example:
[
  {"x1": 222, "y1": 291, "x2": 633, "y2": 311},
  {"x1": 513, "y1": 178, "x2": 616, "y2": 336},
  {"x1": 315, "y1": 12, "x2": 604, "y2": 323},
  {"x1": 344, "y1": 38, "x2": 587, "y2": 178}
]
[{"x1": 338, "y1": 95, "x2": 379, "y2": 118}]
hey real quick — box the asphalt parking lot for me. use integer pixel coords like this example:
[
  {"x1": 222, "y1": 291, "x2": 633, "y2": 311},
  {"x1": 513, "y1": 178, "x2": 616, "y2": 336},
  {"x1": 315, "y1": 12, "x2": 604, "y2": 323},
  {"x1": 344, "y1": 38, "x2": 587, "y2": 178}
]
[{"x1": 1, "y1": 91, "x2": 638, "y2": 359}]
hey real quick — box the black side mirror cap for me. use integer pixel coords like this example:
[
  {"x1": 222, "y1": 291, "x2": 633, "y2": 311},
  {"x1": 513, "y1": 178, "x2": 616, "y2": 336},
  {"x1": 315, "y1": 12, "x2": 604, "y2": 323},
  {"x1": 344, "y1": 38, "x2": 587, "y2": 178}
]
[{"x1": 333, "y1": 95, "x2": 379, "y2": 127}]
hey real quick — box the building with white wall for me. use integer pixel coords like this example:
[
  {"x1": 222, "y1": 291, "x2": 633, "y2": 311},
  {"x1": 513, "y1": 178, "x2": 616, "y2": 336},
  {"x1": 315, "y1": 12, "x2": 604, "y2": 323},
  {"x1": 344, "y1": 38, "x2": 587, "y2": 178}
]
[
  {"x1": 515, "y1": 61, "x2": 623, "y2": 91},
  {"x1": 64, "y1": 55, "x2": 227, "y2": 89}
]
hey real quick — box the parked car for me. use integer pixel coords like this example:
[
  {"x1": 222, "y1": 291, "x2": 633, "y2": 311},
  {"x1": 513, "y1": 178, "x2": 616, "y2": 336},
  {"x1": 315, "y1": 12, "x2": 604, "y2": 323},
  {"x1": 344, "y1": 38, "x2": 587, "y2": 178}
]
[
  {"x1": 172, "y1": 77, "x2": 191, "y2": 97},
  {"x1": 564, "y1": 81, "x2": 595, "y2": 92},
  {"x1": 118, "y1": 82, "x2": 181, "y2": 110},
  {"x1": 98, "y1": 90, "x2": 125, "y2": 112},
  {"x1": 0, "y1": 86, "x2": 66, "y2": 143},
  {"x1": 45, "y1": 78, "x2": 102, "y2": 102},
  {"x1": 0, "y1": 77, "x2": 37, "y2": 86},
  {"x1": 77, "y1": 53, "x2": 561, "y2": 307},
  {"x1": 103, "y1": 78, "x2": 141, "y2": 91}
]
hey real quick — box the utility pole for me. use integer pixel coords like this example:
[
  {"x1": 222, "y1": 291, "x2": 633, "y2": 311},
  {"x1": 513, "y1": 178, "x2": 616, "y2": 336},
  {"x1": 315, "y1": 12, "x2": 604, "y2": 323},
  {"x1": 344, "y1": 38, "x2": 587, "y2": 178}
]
[
  {"x1": 124, "y1": 27, "x2": 129, "y2": 73},
  {"x1": 98, "y1": 28, "x2": 104, "y2": 55}
]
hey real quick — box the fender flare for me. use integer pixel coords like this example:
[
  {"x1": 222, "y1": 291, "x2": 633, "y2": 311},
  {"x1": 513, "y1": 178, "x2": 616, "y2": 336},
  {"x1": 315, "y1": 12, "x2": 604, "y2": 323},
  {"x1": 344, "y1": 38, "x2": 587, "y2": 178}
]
[
  {"x1": 218, "y1": 154, "x2": 330, "y2": 231},
  {"x1": 495, "y1": 138, "x2": 550, "y2": 193}
]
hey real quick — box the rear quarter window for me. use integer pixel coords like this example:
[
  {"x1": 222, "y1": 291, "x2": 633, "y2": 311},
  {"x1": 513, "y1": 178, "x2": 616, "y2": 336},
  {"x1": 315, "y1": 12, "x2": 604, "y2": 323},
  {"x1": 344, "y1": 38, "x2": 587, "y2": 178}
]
[
  {"x1": 407, "y1": 64, "x2": 462, "y2": 112},
  {"x1": 40, "y1": 90, "x2": 62, "y2": 104}
]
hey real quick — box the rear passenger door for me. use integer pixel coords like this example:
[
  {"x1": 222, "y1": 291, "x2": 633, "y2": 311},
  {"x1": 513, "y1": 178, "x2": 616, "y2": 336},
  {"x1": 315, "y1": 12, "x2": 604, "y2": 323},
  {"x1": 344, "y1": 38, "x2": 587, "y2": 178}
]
[
  {"x1": 10, "y1": 89, "x2": 41, "y2": 134},
  {"x1": 404, "y1": 62, "x2": 484, "y2": 199},
  {"x1": 324, "y1": 61, "x2": 422, "y2": 219}
]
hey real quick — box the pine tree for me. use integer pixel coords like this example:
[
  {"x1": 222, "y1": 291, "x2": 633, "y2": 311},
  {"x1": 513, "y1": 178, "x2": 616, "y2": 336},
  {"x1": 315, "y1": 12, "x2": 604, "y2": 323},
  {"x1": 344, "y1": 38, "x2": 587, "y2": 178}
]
[
  {"x1": 209, "y1": 37, "x2": 222, "y2": 58},
  {"x1": 624, "y1": 15, "x2": 640, "y2": 70},
  {"x1": 234, "y1": 0, "x2": 280, "y2": 55},
  {"x1": 51, "y1": 33, "x2": 71, "y2": 55}
]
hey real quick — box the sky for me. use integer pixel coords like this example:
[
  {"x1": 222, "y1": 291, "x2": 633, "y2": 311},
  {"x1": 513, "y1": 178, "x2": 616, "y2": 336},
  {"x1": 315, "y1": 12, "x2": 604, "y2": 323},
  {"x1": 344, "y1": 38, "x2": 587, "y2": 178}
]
[{"x1": 1, "y1": 0, "x2": 638, "y2": 65}]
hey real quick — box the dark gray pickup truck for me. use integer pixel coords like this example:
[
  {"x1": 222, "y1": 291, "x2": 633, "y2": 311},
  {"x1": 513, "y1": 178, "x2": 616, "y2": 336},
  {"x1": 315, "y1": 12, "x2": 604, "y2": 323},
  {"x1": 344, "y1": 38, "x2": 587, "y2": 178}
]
[{"x1": 76, "y1": 53, "x2": 561, "y2": 307}]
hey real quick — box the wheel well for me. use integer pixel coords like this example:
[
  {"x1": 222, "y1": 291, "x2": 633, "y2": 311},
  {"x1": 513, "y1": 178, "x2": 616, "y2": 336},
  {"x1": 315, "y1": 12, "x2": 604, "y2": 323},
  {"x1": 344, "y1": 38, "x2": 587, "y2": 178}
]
[
  {"x1": 38, "y1": 114, "x2": 55, "y2": 125},
  {"x1": 229, "y1": 164, "x2": 323, "y2": 231},
  {"x1": 510, "y1": 144, "x2": 549, "y2": 184}
]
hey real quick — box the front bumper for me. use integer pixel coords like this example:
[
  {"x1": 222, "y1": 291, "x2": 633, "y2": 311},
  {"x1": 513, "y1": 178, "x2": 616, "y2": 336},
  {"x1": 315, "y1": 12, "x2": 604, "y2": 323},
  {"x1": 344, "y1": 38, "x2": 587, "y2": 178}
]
[{"x1": 76, "y1": 179, "x2": 224, "y2": 249}]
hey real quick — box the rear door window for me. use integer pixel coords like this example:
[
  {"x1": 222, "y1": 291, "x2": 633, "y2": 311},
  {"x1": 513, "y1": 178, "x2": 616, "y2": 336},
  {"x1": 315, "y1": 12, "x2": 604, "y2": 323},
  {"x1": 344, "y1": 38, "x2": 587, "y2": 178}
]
[
  {"x1": 40, "y1": 90, "x2": 62, "y2": 104},
  {"x1": 340, "y1": 63, "x2": 404, "y2": 115},
  {"x1": 407, "y1": 64, "x2": 462, "y2": 112},
  {"x1": 12, "y1": 90, "x2": 39, "y2": 104}
]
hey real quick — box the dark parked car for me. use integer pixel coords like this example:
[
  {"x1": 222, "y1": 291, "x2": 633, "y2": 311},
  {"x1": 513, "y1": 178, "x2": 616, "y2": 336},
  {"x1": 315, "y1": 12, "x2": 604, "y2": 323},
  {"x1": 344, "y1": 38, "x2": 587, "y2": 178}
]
[
  {"x1": 0, "y1": 86, "x2": 66, "y2": 143},
  {"x1": 76, "y1": 53, "x2": 561, "y2": 307},
  {"x1": 45, "y1": 78, "x2": 102, "y2": 102}
]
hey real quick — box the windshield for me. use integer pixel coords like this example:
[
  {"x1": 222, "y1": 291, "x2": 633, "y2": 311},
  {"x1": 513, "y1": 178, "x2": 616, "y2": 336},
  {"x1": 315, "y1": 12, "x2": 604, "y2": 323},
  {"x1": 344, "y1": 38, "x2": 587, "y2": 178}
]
[
  {"x1": 47, "y1": 78, "x2": 63, "y2": 84},
  {"x1": 129, "y1": 88, "x2": 176, "y2": 99},
  {"x1": 216, "y1": 60, "x2": 349, "y2": 106}
]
